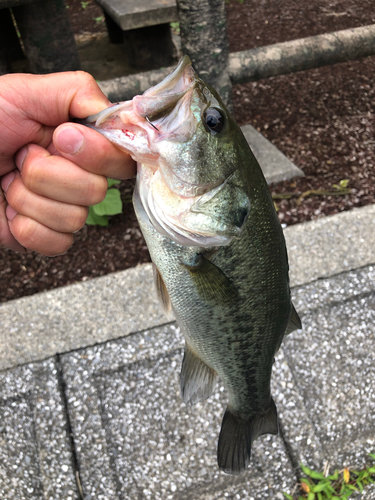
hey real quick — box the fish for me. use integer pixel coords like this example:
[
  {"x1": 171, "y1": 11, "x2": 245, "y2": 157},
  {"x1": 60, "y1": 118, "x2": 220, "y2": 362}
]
[{"x1": 79, "y1": 55, "x2": 301, "y2": 474}]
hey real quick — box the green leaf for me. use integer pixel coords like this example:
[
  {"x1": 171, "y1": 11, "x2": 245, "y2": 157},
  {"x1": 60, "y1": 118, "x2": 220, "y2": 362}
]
[
  {"x1": 356, "y1": 479, "x2": 363, "y2": 492},
  {"x1": 86, "y1": 208, "x2": 108, "y2": 226},
  {"x1": 93, "y1": 188, "x2": 122, "y2": 216},
  {"x1": 170, "y1": 22, "x2": 180, "y2": 34},
  {"x1": 317, "y1": 493, "x2": 323, "y2": 500},
  {"x1": 327, "y1": 470, "x2": 339, "y2": 481},
  {"x1": 345, "y1": 484, "x2": 358, "y2": 491},
  {"x1": 309, "y1": 471, "x2": 326, "y2": 480},
  {"x1": 107, "y1": 178, "x2": 121, "y2": 187},
  {"x1": 312, "y1": 482, "x2": 329, "y2": 493},
  {"x1": 332, "y1": 179, "x2": 349, "y2": 191},
  {"x1": 283, "y1": 493, "x2": 294, "y2": 500},
  {"x1": 368, "y1": 453, "x2": 375, "y2": 460},
  {"x1": 307, "y1": 493, "x2": 315, "y2": 500},
  {"x1": 325, "y1": 483, "x2": 337, "y2": 494},
  {"x1": 301, "y1": 465, "x2": 313, "y2": 477}
]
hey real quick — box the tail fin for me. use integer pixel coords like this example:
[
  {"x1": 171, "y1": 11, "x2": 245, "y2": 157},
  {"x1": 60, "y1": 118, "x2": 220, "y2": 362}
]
[{"x1": 217, "y1": 399, "x2": 279, "y2": 474}]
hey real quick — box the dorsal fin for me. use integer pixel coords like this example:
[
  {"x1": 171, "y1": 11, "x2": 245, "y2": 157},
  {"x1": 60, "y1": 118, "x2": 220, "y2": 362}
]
[
  {"x1": 285, "y1": 302, "x2": 302, "y2": 335},
  {"x1": 152, "y1": 263, "x2": 172, "y2": 318},
  {"x1": 180, "y1": 344, "x2": 217, "y2": 405}
]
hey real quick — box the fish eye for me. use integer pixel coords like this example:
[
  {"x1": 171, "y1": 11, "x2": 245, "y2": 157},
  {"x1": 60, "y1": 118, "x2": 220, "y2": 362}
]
[{"x1": 204, "y1": 108, "x2": 225, "y2": 134}]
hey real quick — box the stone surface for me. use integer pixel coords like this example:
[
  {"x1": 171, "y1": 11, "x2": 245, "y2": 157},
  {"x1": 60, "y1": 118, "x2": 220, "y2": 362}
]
[
  {"x1": 0, "y1": 358, "x2": 78, "y2": 500},
  {"x1": 2, "y1": 204, "x2": 375, "y2": 371},
  {"x1": 58, "y1": 264, "x2": 375, "y2": 498},
  {"x1": 0, "y1": 264, "x2": 165, "y2": 371},
  {"x1": 272, "y1": 350, "x2": 325, "y2": 472},
  {"x1": 284, "y1": 204, "x2": 375, "y2": 287},
  {"x1": 96, "y1": 0, "x2": 178, "y2": 31},
  {"x1": 283, "y1": 265, "x2": 375, "y2": 470},
  {"x1": 242, "y1": 124, "x2": 304, "y2": 184},
  {"x1": 61, "y1": 323, "x2": 295, "y2": 500},
  {"x1": 2, "y1": 213, "x2": 375, "y2": 497}
]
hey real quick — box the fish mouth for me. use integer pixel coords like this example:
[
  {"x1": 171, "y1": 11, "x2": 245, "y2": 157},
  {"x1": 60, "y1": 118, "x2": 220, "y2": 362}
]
[
  {"x1": 133, "y1": 55, "x2": 196, "y2": 120},
  {"x1": 78, "y1": 56, "x2": 198, "y2": 173},
  {"x1": 77, "y1": 56, "x2": 248, "y2": 247}
]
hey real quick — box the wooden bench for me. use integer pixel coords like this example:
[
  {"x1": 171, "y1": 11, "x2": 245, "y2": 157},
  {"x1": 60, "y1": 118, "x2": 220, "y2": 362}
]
[
  {"x1": 95, "y1": 0, "x2": 179, "y2": 71},
  {"x1": 0, "y1": 0, "x2": 80, "y2": 75}
]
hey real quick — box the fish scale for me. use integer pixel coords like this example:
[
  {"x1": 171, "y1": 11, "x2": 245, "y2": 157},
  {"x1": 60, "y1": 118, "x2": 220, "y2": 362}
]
[{"x1": 79, "y1": 55, "x2": 301, "y2": 474}]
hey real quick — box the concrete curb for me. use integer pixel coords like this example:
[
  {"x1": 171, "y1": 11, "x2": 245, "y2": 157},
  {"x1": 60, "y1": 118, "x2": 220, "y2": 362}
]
[{"x1": 1, "y1": 204, "x2": 375, "y2": 372}]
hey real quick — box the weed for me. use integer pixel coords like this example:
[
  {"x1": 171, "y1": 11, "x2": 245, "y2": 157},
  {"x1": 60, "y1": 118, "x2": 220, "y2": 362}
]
[
  {"x1": 284, "y1": 454, "x2": 375, "y2": 499},
  {"x1": 93, "y1": 15, "x2": 104, "y2": 26},
  {"x1": 86, "y1": 179, "x2": 122, "y2": 226},
  {"x1": 272, "y1": 179, "x2": 352, "y2": 204},
  {"x1": 170, "y1": 22, "x2": 180, "y2": 35}
]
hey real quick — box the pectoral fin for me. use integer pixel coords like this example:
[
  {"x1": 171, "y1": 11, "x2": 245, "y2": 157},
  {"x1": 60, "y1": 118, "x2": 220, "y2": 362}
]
[
  {"x1": 285, "y1": 302, "x2": 302, "y2": 335},
  {"x1": 180, "y1": 344, "x2": 217, "y2": 405},
  {"x1": 182, "y1": 254, "x2": 238, "y2": 305},
  {"x1": 152, "y1": 263, "x2": 172, "y2": 318}
]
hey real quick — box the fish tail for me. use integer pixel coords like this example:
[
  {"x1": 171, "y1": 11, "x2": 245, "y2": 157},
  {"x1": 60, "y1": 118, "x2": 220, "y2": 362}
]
[{"x1": 217, "y1": 398, "x2": 278, "y2": 474}]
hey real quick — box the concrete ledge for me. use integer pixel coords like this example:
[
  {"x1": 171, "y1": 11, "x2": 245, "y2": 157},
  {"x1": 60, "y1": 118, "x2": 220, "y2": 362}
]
[
  {"x1": 1, "y1": 204, "x2": 375, "y2": 371},
  {"x1": 242, "y1": 124, "x2": 303, "y2": 184},
  {"x1": 284, "y1": 204, "x2": 375, "y2": 287},
  {"x1": 96, "y1": 0, "x2": 178, "y2": 31}
]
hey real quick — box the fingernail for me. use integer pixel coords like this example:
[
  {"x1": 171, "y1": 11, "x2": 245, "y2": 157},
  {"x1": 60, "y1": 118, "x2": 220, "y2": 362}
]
[
  {"x1": 6, "y1": 205, "x2": 17, "y2": 221},
  {"x1": 1, "y1": 171, "x2": 16, "y2": 193},
  {"x1": 15, "y1": 146, "x2": 28, "y2": 171},
  {"x1": 55, "y1": 127, "x2": 84, "y2": 155}
]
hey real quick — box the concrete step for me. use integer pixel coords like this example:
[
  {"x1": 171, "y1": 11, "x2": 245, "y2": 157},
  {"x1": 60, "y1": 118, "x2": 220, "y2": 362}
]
[{"x1": 1, "y1": 204, "x2": 375, "y2": 371}]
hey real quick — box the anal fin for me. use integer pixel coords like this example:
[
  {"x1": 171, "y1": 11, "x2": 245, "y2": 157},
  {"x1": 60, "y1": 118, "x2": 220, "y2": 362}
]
[
  {"x1": 152, "y1": 263, "x2": 172, "y2": 319},
  {"x1": 285, "y1": 302, "x2": 302, "y2": 335},
  {"x1": 217, "y1": 398, "x2": 278, "y2": 475},
  {"x1": 180, "y1": 344, "x2": 217, "y2": 405}
]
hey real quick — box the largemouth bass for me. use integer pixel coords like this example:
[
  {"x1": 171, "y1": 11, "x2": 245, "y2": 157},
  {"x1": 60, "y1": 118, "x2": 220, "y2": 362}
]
[{"x1": 80, "y1": 56, "x2": 301, "y2": 474}]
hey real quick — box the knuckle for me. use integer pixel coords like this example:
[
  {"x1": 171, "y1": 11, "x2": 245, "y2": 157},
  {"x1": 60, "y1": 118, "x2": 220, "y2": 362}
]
[
  {"x1": 89, "y1": 175, "x2": 108, "y2": 205},
  {"x1": 21, "y1": 156, "x2": 42, "y2": 192},
  {"x1": 6, "y1": 178, "x2": 27, "y2": 213},
  {"x1": 11, "y1": 216, "x2": 38, "y2": 249},
  {"x1": 68, "y1": 206, "x2": 88, "y2": 232},
  {"x1": 51, "y1": 235, "x2": 73, "y2": 257},
  {"x1": 12, "y1": 215, "x2": 73, "y2": 256},
  {"x1": 74, "y1": 70, "x2": 99, "y2": 93}
]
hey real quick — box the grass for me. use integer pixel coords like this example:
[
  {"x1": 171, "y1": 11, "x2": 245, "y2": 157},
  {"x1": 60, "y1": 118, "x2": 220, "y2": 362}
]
[{"x1": 284, "y1": 454, "x2": 375, "y2": 500}]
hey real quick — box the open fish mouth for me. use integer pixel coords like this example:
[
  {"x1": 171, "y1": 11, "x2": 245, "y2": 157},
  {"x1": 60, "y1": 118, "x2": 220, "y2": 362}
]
[
  {"x1": 81, "y1": 56, "x2": 197, "y2": 166},
  {"x1": 79, "y1": 55, "x2": 251, "y2": 248}
]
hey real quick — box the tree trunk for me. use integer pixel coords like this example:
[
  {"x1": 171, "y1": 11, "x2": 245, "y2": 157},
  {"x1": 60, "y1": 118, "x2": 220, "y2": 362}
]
[{"x1": 176, "y1": 0, "x2": 232, "y2": 110}]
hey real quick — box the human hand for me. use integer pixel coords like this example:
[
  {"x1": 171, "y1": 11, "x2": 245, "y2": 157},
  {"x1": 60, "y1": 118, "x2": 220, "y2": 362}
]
[{"x1": 0, "y1": 71, "x2": 136, "y2": 256}]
